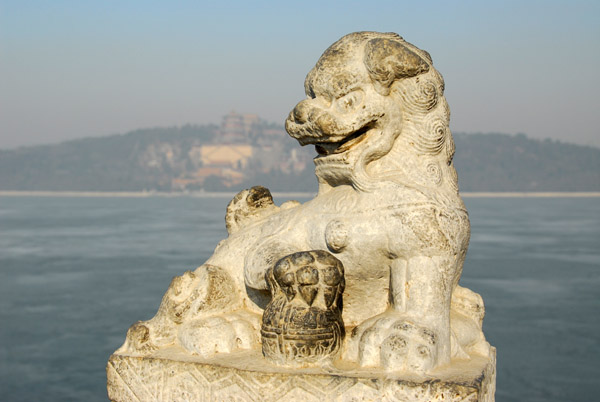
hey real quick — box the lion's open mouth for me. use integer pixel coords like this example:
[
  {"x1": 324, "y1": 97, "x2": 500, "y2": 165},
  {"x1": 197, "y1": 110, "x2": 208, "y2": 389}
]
[{"x1": 314, "y1": 123, "x2": 374, "y2": 156}]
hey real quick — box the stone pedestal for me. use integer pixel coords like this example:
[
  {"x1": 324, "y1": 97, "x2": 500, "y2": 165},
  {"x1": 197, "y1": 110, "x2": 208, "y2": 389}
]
[{"x1": 107, "y1": 347, "x2": 495, "y2": 401}]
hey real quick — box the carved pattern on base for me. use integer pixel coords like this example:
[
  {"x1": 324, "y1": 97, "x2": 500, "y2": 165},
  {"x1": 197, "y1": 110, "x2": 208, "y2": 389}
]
[{"x1": 107, "y1": 349, "x2": 495, "y2": 402}]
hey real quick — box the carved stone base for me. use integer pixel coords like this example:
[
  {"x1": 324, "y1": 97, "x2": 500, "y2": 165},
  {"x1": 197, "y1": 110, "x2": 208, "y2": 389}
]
[{"x1": 107, "y1": 347, "x2": 495, "y2": 401}]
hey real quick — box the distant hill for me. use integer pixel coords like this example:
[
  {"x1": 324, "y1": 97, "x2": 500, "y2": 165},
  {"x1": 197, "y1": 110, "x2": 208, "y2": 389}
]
[
  {"x1": 0, "y1": 125, "x2": 219, "y2": 191},
  {"x1": 453, "y1": 133, "x2": 600, "y2": 191},
  {"x1": 1, "y1": 120, "x2": 598, "y2": 193}
]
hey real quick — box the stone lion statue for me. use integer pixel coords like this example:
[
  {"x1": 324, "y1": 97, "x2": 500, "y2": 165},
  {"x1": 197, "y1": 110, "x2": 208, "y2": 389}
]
[{"x1": 116, "y1": 31, "x2": 491, "y2": 374}]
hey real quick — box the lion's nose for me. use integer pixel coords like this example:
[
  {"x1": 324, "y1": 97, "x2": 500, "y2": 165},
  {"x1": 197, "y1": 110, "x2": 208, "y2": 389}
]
[{"x1": 292, "y1": 100, "x2": 312, "y2": 124}]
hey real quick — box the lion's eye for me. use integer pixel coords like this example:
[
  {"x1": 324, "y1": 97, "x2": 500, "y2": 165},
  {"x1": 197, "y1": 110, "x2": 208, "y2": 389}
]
[{"x1": 335, "y1": 90, "x2": 364, "y2": 114}]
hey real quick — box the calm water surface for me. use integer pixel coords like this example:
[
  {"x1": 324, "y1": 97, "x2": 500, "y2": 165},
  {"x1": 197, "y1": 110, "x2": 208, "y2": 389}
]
[{"x1": 0, "y1": 195, "x2": 598, "y2": 401}]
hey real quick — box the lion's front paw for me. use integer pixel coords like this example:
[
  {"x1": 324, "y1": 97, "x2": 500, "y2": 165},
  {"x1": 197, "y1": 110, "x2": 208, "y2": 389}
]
[
  {"x1": 349, "y1": 313, "x2": 438, "y2": 373},
  {"x1": 379, "y1": 321, "x2": 437, "y2": 372}
]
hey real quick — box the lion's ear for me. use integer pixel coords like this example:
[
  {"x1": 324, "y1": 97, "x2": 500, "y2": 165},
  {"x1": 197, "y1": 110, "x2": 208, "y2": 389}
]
[{"x1": 364, "y1": 38, "x2": 430, "y2": 95}]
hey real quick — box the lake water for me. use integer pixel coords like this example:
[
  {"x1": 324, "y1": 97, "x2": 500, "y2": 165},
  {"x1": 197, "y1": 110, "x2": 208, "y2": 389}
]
[{"x1": 0, "y1": 195, "x2": 598, "y2": 401}]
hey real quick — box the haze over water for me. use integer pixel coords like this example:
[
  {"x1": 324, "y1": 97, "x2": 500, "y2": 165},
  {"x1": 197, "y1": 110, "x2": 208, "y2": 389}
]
[{"x1": 0, "y1": 195, "x2": 598, "y2": 401}]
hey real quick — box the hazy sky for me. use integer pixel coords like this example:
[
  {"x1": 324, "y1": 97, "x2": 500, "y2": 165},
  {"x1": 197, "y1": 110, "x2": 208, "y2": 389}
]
[{"x1": 1, "y1": 0, "x2": 599, "y2": 149}]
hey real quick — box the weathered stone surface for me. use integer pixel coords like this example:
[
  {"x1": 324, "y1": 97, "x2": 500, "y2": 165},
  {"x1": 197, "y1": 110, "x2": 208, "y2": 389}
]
[
  {"x1": 108, "y1": 31, "x2": 496, "y2": 400},
  {"x1": 107, "y1": 348, "x2": 495, "y2": 402}
]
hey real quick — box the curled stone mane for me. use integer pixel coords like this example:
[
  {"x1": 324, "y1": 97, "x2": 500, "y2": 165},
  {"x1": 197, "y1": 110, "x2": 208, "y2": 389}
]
[
  {"x1": 391, "y1": 68, "x2": 458, "y2": 193},
  {"x1": 353, "y1": 34, "x2": 459, "y2": 195}
]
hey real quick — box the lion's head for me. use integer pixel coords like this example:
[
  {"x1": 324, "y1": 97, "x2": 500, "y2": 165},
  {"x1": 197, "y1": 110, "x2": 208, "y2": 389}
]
[{"x1": 285, "y1": 32, "x2": 458, "y2": 197}]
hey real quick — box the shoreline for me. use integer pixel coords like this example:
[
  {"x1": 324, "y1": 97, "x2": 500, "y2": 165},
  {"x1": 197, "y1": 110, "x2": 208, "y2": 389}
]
[{"x1": 1, "y1": 190, "x2": 599, "y2": 198}]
